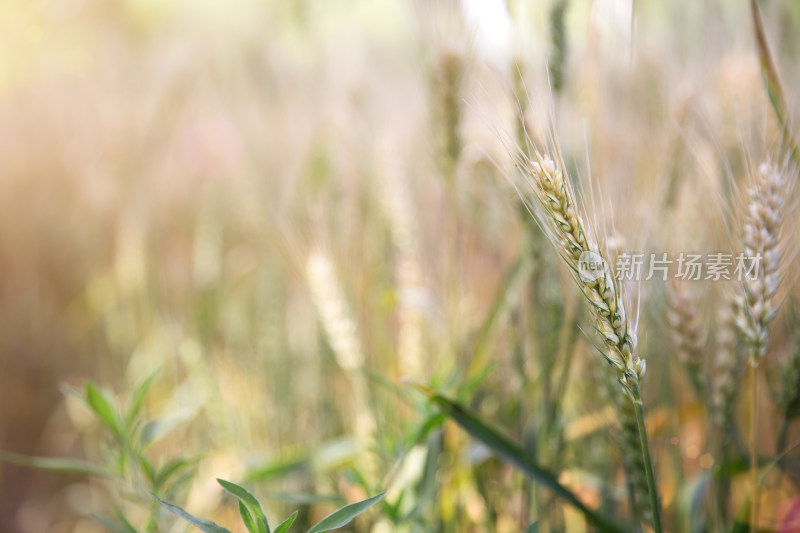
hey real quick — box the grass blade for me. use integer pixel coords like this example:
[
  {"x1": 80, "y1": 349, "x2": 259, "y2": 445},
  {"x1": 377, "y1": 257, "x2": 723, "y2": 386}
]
[
  {"x1": 153, "y1": 494, "x2": 233, "y2": 533},
  {"x1": 239, "y1": 501, "x2": 258, "y2": 533},
  {"x1": 217, "y1": 479, "x2": 270, "y2": 533},
  {"x1": 0, "y1": 450, "x2": 111, "y2": 477},
  {"x1": 85, "y1": 382, "x2": 122, "y2": 438},
  {"x1": 751, "y1": 0, "x2": 800, "y2": 165},
  {"x1": 412, "y1": 384, "x2": 624, "y2": 533},
  {"x1": 305, "y1": 492, "x2": 385, "y2": 533},
  {"x1": 274, "y1": 511, "x2": 298, "y2": 533}
]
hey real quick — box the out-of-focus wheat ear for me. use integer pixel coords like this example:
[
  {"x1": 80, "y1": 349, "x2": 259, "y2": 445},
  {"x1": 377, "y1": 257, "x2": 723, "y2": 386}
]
[
  {"x1": 432, "y1": 48, "x2": 464, "y2": 184},
  {"x1": 710, "y1": 293, "x2": 745, "y2": 527},
  {"x1": 735, "y1": 162, "x2": 788, "y2": 361},
  {"x1": 667, "y1": 281, "x2": 706, "y2": 397},
  {"x1": 711, "y1": 296, "x2": 743, "y2": 431},
  {"x1": 379, "y1": 163, "x2": 426, "y2": 379},
  {"x1": 548, "y1": 0, "x2": 569, "y2": 96},
  {"x1": 305, "y1": 249, "x2": 376, "y2": 451}
]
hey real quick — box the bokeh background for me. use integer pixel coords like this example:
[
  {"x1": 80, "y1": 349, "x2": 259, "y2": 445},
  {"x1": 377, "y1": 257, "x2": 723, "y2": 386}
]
[{"x1": 2, "y1": 1, "x2": 800, "y2": 532}]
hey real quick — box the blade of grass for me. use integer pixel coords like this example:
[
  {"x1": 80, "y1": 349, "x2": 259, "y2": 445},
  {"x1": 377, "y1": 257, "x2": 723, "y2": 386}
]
[
  {"x1": 409, "y1": 383, "x2": 625, "y2": 533},
  {"x1": 0, "y1": 450, "x2": 112, "y2": 477},
  {"x1": 217, "y1": 479, "x2": 270, "y2": 533},
  {"x1": 751, "y1": 0, "x2": 800, "y2": 165},
  {"x1": 85, "y1": 382, "x2": 122, "y2": 438},
  {"x1": 305, "y1": 492, "x2": 385, "y2": 533},
  {"x1": 274, "y1": 511, "x2": 298, "y2": 533},
  {"x1": 152, "y1": 494, "x2": 232, "y2": 533},
  {"x1": 239, "y1": 501, "x2": 259, "y2": 533}
]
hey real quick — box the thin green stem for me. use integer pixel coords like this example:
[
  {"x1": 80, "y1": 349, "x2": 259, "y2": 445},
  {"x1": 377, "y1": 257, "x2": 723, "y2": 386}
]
[
  {"x1": 750, "y1": 361, "x2": 759, "y2": 533},
  {"x1": 631, "y1": 385, "x2": 663, "y2": 533}
]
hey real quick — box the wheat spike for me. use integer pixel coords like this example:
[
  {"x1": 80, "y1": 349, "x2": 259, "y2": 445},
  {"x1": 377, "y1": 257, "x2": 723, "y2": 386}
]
[
  {"x1": 735, "y1": 162, "x2": 787, "y2": 360},
  {"x1": 667, "y1": 281, "x2": 705, "y2": 394},
  {"x1": 518, "y1": 151, "x2": 645, "y2": 397}
]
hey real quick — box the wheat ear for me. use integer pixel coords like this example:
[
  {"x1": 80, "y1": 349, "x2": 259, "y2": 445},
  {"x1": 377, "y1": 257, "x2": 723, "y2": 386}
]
[
  {"x1": 305, "y1": 250, "x2": 377, "y2": 456},
  {"x1": 667, "y1": 282, "x2": 705, "y2": 396},
  {"x1": 735, "y1": 162, "x2": 787, "y2": 359},
  {"x1": 519, "y1": 153, "x2": 645, "y2": 395}
]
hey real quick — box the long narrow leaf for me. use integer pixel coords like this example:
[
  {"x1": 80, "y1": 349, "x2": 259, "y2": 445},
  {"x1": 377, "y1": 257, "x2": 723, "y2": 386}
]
[
  {"x1": 274, "y1": 511, "x2": 298, "y2": 533},
  {"x1": 152, "y1": 494, "x2": 232, "y2": 533},
  {"x1": 0, "y1": 450, "x2": 111, "y2": 477},
  {"x1": 85, "y1": 382, "x2": 122, "y2": 437},
  {"x1": 239, "y1": 501, "x2": 258, "y2": 533},
  {"x1": 751, "y1": 0, "x2": 800, "y2": 165},
  {"x1": 305, "y1": 492, "x2": 385, "y2": 533},
  {"x1": 217, "y1": 479, "x2": 270, "y2": 533},
  {"x1": 414, "y1": 385, "x2": 624, "y2": 533}
]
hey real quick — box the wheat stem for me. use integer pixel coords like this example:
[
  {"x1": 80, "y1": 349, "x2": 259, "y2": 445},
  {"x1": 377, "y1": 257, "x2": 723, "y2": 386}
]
[
  {"x1": 631, "y1": 385, "x2": 663, "y2": 533},
  {"x1": 750, "y1": 361, "x2": 759, "y2": 533}
]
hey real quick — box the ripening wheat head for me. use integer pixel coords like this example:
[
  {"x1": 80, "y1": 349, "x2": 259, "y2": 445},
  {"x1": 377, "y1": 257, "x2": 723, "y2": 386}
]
[
  {"x1": 735, "y1": 161, "x2": 791, "y2": 360},
  {"x1": 513, "y1": 144, "x2": 646, "y2": 397},
  {"x1": 667, "y1": 281, "x2": 704, "y2": 371}
]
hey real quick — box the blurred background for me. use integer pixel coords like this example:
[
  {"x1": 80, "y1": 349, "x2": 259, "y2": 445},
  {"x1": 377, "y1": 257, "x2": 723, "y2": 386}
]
[{"x1": 1, "y1": 0, "x2": 800, "y2": 531}]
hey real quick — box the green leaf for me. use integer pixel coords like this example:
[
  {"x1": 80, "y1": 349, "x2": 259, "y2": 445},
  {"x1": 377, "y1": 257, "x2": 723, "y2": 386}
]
[
  {"x1": 306, "y1": 492, "x2": 384, "y2": 533},
  {"x1": 239, "y1": 501, "x2": 258, "y2": 533},
  {"x1": 274, "y1": 511, "x2": 298, "y2": 533},
  {"x1": 413, "y1": 385, "x2": 625, "y2": 533},
  {"x1": 153, "y1": 494, "x2": 232, "y2": 533},
  {"x1": 0, "y1": 450, "x2": 111, "y2": 477},
  {"x1": 217, "y1": 479, "x2": 270, "y2": 533},
  {"x1": 526, "y1": 522, "x2": 539, "y2": 533},
  {"x1": 126, "y1": 369, "x2": 159, "y2": 427},
  {"x1": 85, "y1": 382, "x2": 122, "y2": 437}
]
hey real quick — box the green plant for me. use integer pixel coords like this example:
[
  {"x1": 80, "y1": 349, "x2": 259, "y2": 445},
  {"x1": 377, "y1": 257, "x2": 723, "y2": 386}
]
[
  {"x1": 154, "y1": 478, "x2": 384, "y2": 533},
  {"x1": 0, "y1": 374, "x2": 198, "y2": 532}
]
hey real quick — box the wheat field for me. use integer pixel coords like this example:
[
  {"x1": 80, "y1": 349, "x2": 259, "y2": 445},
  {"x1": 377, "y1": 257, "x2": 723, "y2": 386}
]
[{"x1": 1, "y1": 1, "x2": 800, "y2": 532}]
